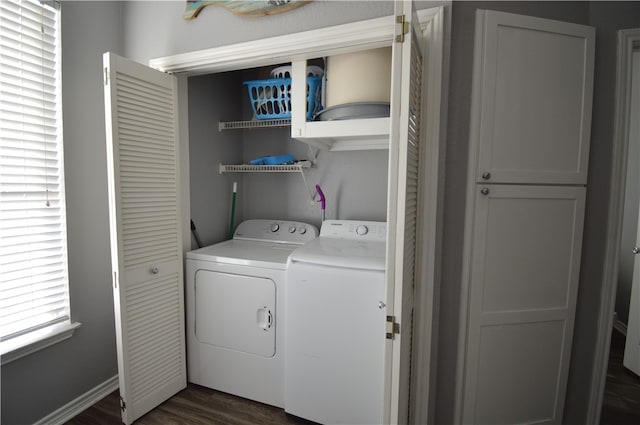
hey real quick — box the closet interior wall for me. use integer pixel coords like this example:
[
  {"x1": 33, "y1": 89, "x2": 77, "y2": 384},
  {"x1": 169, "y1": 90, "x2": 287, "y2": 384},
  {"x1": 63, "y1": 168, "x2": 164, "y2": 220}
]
[{"x1": 187, "y1": 68, "x2": 389, "y2": 248}]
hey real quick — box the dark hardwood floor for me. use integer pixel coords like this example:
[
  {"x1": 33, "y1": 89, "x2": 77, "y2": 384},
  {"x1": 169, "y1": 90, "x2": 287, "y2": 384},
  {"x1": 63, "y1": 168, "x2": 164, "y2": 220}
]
[
  {"x1": 64, "y1": 384, "x2": 316, "y2": 425},
  {"x1": 600, "y1": 327, "x2": 640, "y2": 425}
]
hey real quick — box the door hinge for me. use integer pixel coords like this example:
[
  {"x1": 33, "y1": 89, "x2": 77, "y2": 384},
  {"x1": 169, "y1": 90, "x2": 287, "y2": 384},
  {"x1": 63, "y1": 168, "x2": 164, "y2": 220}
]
[
  {"x1": 113, "y1": 271, "x2": 118, "y2": 289},
  {"x1": 386, "y1": 315, "x2": 400, "y2": 339},
  {"x1": 104, "y1": 67, "x2": 109, "y2": 86},
  {"x1": 395, "y1": 15, "x2": 409, "y2": 43},
  {"x1": 119, "y1": 396, "x2": 126, "y2": 412}
]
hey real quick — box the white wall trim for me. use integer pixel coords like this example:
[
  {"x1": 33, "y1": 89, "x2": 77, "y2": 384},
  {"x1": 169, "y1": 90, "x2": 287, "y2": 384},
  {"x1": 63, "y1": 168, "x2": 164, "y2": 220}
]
[
  {"x1": 149, "y1": 14, "x2": 396, "y2": 75},
  {"x1": 588, "y1": 28, "x2": 640, "y2": 425},
  {"x1": 1, "y1": 322, "x2": 81, "y2": 366},
  {"x1": 33, "y1": 375, "x2": 119, "y2": 425},
  {"x1": 453, "y1": 9, "x2": 486, "y2": 424}
]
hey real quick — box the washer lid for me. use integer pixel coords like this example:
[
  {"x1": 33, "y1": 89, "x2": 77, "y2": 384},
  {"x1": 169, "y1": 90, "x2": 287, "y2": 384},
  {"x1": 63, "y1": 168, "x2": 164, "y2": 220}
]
[
  {"x1": 289, "y1": 237, "x2": 386, "y2": 271},
  {"x1": 187, "y1": 239, "x2": 300, "y2": 269}
]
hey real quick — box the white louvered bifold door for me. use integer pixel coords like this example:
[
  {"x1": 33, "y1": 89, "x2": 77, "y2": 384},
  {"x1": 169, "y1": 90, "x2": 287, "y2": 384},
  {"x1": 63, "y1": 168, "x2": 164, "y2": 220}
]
[
  {"x1": 103, "y1": 52, "x2": 186, "y2": 425},
  {"x1": 383, "y1": 2, "x2": 424, "y2": 424}
]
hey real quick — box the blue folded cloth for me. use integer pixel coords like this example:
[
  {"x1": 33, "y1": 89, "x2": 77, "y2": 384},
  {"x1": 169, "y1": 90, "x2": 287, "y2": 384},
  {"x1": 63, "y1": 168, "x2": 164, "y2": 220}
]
[{"x1": 249, "y1": 154, "x2": 297, "y2": 165}]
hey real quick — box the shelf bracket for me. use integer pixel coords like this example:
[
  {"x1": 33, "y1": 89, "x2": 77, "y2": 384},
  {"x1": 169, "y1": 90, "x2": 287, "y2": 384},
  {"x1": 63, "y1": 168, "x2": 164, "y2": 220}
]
[
  {"x1": 307, "y1": 144, "x2": 319, "y2": 166},
  {"x1": 298, "y1": 166, "x2": 318, "y2": 205}
]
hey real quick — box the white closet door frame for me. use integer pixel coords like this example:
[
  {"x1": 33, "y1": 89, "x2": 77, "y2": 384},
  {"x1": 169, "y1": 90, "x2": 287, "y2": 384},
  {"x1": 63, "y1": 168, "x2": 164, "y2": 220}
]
[
  {"x1": 590, "y1": 28, "x2": 640, "y2": 423},
  {"x1": 104, "y1": 52, "x2": 186, "y2": 425},
  {"x1": 142, "y1": 6, "x2": 444, "y2": 424},
  {"x1": 625, "y1": 191, "x2": 640, "y2": 375}
]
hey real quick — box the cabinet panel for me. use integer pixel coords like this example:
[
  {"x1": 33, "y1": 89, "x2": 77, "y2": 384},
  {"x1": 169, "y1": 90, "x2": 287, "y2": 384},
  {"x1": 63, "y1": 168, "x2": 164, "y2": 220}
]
[
  {"x1": 463, "y1": 184, "x2": 585, "y2": 424},
  {"x1": 476, "y1": 188, "x2": 581, "y2": 312},
  {"x1": 475, "y1": 320, "x2": 566, "y2": 425},
  {"x1": 474, "y1": 11, "x2": 594, "y2": 185}
]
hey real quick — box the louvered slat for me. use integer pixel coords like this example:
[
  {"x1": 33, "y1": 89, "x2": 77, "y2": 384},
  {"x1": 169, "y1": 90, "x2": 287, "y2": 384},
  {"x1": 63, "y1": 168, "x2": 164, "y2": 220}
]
[
  {"x1": 125, "y1": 273, "x2": 183, "y2": 404},
  {"x1": 114, "y1": 69, "x2": 178, "y2": 271}
]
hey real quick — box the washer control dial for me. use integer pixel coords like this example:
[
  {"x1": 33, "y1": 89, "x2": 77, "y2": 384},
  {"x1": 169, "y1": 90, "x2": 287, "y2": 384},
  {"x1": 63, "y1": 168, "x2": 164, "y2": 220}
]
[
  {"x1": 356, "y1": 225, "x2": 369, "y2": 236},
  {"x1": 299, "y1": 227, "x2": 307, "y2": 235},
  {"x1": 270, "y1": 223, "x2": 280, "y2": 232},
  {"x1": 288, "y1": 225, "x2": 296, "y2": 233}
]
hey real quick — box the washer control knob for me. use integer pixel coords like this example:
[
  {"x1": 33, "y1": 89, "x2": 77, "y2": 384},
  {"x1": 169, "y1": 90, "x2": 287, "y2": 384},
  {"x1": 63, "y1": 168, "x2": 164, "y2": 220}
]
[
  {"x1": 270, "y1": 223, "x2": 280, "y2": 232},
  {"x1": 299, "y1": 227, "x2": 307, "y2": 235},
  {"x1": 356, "y1": 225, "x2": 369, "y2": 236},
  {"x1": 288, "y1": 225, "x2": 296, "y2": 233}
]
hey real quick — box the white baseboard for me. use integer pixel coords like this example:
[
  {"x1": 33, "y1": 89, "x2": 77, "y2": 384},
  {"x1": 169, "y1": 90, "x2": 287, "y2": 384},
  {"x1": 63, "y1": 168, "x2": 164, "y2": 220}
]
[{"x1": 33, "y1": 375, "x2": 119, "y2": 425}]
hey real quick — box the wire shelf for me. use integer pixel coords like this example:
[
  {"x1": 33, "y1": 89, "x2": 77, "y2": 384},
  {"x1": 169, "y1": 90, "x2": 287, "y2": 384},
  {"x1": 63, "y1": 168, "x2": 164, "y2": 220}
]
[
  {"x1": 218, "y1": 119, "x2": 291, "y2": 131},
  {"x1": 219, "y1": 161, "x2": 312, "y2": 174}
]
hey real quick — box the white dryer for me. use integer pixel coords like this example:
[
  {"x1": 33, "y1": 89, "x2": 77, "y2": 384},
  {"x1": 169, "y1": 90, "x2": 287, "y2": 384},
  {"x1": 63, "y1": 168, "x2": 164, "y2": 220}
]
[
  {"x1": 185, "y1": 219, "x2": 318, "y2": 408},
  {"x1": 285, "y1": 219, "x2": 387, "y2": 424}
]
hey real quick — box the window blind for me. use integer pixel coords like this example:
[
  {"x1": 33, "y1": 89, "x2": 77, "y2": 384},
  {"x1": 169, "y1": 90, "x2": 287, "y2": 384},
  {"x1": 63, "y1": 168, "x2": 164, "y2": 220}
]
[{"x1": 0, "y1": 0, "x2": 69, "y2": 350}]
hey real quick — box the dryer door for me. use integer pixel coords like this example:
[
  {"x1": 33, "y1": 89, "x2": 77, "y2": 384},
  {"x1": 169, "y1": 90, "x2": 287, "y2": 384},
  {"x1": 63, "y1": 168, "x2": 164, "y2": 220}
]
[{"x1": 195, "y1": 270, "x2": 276, "y2": 357}]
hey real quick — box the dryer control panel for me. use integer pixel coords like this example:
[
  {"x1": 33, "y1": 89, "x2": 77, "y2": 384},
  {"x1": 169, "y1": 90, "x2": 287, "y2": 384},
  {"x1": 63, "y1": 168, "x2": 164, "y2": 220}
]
[
  {"x1": 233, "y1": 219, "x2": 319, "y2": 245},
  {"x1": 319, "y1": 220, "x2": 387, "y2": 242}
]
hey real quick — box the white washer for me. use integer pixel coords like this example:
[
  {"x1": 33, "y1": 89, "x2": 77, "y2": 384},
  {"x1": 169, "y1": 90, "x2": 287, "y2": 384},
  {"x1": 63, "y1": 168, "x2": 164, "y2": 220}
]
[
  {"x1": 186, "y1": 219, "x2": 318, "y2": 408},
  {"x1": 285, "y1": 219, "x2": 387, "y2": 424}
]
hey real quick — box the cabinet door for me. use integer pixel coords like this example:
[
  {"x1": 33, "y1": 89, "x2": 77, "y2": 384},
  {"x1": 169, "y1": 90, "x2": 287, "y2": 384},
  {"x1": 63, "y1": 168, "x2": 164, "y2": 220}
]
[
  {"x1": 103, "y1": 52, "x2": 186, "y2": 425},
  {"x1": 462, "y1": 184, "x2": 585, "y2": 424},
  {"x1": 473, "y1": 10, "x2": 594, "y2": 185}
]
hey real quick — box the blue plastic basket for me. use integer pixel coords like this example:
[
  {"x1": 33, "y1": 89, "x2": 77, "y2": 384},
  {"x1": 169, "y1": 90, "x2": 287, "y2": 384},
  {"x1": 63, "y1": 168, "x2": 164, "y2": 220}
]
[{"x1": 243, "y1": 76, "x2": 322, "y2": 120}]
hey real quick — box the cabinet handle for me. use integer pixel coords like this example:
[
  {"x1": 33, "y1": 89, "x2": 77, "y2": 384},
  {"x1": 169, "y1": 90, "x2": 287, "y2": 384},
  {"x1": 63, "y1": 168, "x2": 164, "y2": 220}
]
[
  {"x1": 151, "y1": 267, "x2": 159, "y2": 274},
  {"x1": 633, "y1": 246, "x2": 640, "y2": 255},
  {"x1": 480, "y1": 187, "x2": 490, "y2": 196},
  {"x1": 481, "y1": 172, "x2": 491, "y2": 180}
]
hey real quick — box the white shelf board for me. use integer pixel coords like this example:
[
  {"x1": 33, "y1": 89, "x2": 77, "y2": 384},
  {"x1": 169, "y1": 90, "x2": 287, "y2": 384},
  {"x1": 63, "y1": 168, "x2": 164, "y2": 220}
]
[{"x1": 292, "y1": 117, "x2": 390, "y2": 151}]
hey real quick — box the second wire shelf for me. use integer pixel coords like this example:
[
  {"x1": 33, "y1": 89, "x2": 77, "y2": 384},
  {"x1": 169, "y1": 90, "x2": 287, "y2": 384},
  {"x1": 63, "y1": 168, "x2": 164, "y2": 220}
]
[{"x1": 219, "y1": 161, "x2": 312, "y2": 174}]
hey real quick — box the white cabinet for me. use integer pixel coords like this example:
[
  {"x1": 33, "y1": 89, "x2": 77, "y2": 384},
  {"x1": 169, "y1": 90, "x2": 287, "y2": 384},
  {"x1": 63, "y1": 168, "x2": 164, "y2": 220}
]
[
  {"x1": 457, "y1": 10, "x2": 595, "y2": 425},
  {"x1": 290, "y1": 57, "x2": 391, "y2": 151}
]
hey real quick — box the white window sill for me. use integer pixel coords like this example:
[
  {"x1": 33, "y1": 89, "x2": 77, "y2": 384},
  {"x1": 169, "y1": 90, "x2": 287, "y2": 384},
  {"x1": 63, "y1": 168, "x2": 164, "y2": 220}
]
[{"x1": 1, "y1": 322, "x2": 82, "y2": 366}]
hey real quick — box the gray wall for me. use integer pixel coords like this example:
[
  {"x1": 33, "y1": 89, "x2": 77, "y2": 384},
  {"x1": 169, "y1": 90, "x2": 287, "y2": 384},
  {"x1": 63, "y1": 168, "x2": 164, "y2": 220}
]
[
  {"x1": 0, "y1": 3, "x2": 122, "y2": 425},
  {"x1": 187, "y1": 72, "x2": 244, "y2": 247},
  {"x1": 121, "y1": 1, "x2": 397, "y2": 65},
  {"x1": 438, "y1": 2, "x2": 640, "y2": 425}
]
